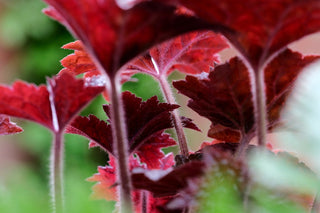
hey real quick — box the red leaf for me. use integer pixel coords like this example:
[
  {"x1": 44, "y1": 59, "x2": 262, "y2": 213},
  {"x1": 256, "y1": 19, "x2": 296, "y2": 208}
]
[
  {"x1": 109, "y1": 92, "x2": 179, "y2": 153},
  {"x1": 207, "y1": 124, "x2": 241, "y2": 143},
  {"x1": 59, "y1": 40, "x2": 142, "y2": 101},
  {"x1": 135, "y1": 133, "x2": 176, "y2": 169},
  {"x1": 87, "y1": 155, "x2": 147, "y2": 201},
  {"x1": 87, "y1": 157, "x2": 117, "y2": 201},
  {"x1": 173, "y1": 49, "x2": 319, "y2": 142},
  {"x1": 88, "y1": 155, "x2": 177, "y2": 212},
  {"x1": 126, "y1": 31, "x2": 228, "y2": 77},
  {"x1": 169, "y1": 0, "x2": 320, "y2": 68},
  {"x1": 60, "y1": 40, "x2": 98, "y2": 76},
  {"x1": 43, "y1": 0, "x2": 210, "y2": 76},
  {"x1": 0, "y1": 73, "x2": 103, "y2": 132},
  {"x1": 68, "y1": 92, "x2": 193, "y2": 166},
  {"x1": 66, "y1": 114, "x2": 112, "y2": 152},
  {"x1": 48, "y1": 73, "x2": 104, "y2": 131},
  {"x1": 0, "y1": 81, "x2": 52, "y2": 129},
  {"x1": 0, "y1": 115, "x2": 23, "y2": 135}
]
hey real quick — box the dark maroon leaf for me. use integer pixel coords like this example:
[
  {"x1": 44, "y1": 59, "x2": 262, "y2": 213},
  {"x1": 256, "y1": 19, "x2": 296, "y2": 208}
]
[
  {"x1": 173, "y1": 49, "x2": 319, "y2": 142},
  {"x1": 132, "y1": 161, "x2": 205, "y2": 197},
  {"x1": 126, "y1": 31, "x2": 228, "y2": 77},
  {"x1": 68, "y1": 92, "x2": 198, "y2": 165},
  {"x1": 66, "y1": 114, "x2": 112, "y2": 152},
  {"x1": 43, "y1": 0, "x2": 210, "y2": 77},
  {"x1": 165, "y1": 0, "x2": 320, "y2": 69},
  {"x1": 0, "y1": 115, "x2": 23, "y2": 135},
  {"x1": 108, "y1": 92, "x2": 178, "y2": 153}
]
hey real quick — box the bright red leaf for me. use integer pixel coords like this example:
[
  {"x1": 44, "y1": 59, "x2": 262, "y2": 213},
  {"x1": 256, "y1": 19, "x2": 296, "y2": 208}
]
[
  {"x1": 87, "y1": 156, "x2": 118, "y2": 201},
  {"x1": 0, "y1": 115, "x2": 23, "y2": 135},
  {"x1": 0, "y1": 73, "x2": 103, "y2": 132},
  {"x1": 48, "y1": 73, "x2": 104, "y2": 132},
  {"x1": 164, "y1": 0, "x2": 320, "y2": 69},
  {"x1": 173, "y1": 49, "x2": 319, "y2": 143},
  {"x1": 88, "y1": 154, "x2": 177, "y2": 212},
  {"x1": 126, "y1": 31, "x2": 228, "y2": 77},
  {"x1": 60, "y1": 40, "x2": 136, "y2": 101},
  {"x1": 60, "y1": 40, "x2": 99, "y2": 76},
  {"x1": 135, "y1": 133, "x2": 176, "y2": 169},
  {"x1": 43, "y1": 0, "x2": 210, "y2": 77},
  {"x1": 0, "y1": 80, "x2": 52, "y2": 129}
]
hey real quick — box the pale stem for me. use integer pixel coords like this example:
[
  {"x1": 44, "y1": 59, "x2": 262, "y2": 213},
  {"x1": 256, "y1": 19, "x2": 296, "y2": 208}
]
[
  {"x1": 248, "y1": 67, "x2": 267, "y2": 147},
  {"x1": 109, "y1": 76, "x2": 133, "y2": 213},
  {"x1": 50, "y1": 131, "x2": 64, "y2": 213},
  {"x1": 235, "y1": 133, "x2": 250, "y2": 158},
  {"x1": 158, "y1": 74, "x2": 189, "y2": 157}
]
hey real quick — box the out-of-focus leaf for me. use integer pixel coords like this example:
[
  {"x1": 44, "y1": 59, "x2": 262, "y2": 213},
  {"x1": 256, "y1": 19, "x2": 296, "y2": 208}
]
[
  {"x1": 0, "y1": 115, "x2": 23, "y2": 135},
  {"x1": 43, "y1": 0, "x2": 210, "y2": 77},
  {"x1": 277, "y1": 60, "x2": 320, "y2": 174},
  {"x1": 127, "y1": 31, "x2": 228, "y2": 77},
  {"x1": 164, "y1": 0, "x2": 320, "y2": 69},
  {"x1": 249, "y1": 150, "x2": 318, "y2": 196}
]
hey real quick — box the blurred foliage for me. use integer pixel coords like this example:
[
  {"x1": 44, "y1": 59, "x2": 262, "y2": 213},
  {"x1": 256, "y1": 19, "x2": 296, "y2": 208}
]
[
  {"x1": 196, "y1": 171, "x2": 244, "y2": 213},
  {"x1": 0, "y1": 165, "x2": 115, "y2": 213},
  {"x1": 0, "y1": 0, "x2": 73, "y2": 84},
  {"x1": 276, "y1": 61, "x2": 320, "y2": 174},
  {"x1": 123, "y1": 73, "x2": 164, "y2": 101},
  {"x1": 248, "y1": 61, "x2": 320, "y2": 213}
]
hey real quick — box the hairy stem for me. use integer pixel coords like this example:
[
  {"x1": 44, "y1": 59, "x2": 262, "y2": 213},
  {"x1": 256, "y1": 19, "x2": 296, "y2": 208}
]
[
  {"x1": 235, "y1": 134, "x2": 250, "y2": 158},
  {"x1": 248, "y1": 67, "x2": 267, "y2": 147},
  {"x1": 109, "y1": 76, "x2": 133, "y2": 213},
  {"x1": 159, "y1": 75, "x2": 189, "y2": 157},
  {"x1": 50, "y1": 131, "x2": 64, "y2": 213}
]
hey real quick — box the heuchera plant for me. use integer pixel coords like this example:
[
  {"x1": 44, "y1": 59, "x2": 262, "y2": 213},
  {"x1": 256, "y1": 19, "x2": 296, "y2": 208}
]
[{"x1": 1, "y1": 0, "x2": 320, "y2": 213}]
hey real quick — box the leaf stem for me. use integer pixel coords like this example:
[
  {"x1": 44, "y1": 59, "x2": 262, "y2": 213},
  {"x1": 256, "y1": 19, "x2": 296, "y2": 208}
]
[
  {"x1": 109, "y1": 75, "x2": 133, "y2": 213},
  {"x1": 235, "y1": 134, "x2": 250, "y2": 158},
  {"x1": 248, "y1": 67, "x2": 267, "y2": 147},
  {"x1": 50, "y1": 131, "x2": 64, "y2": 213},
  {"x1": 158, "y1": 74, "x2": 189, "y2": 157}
]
